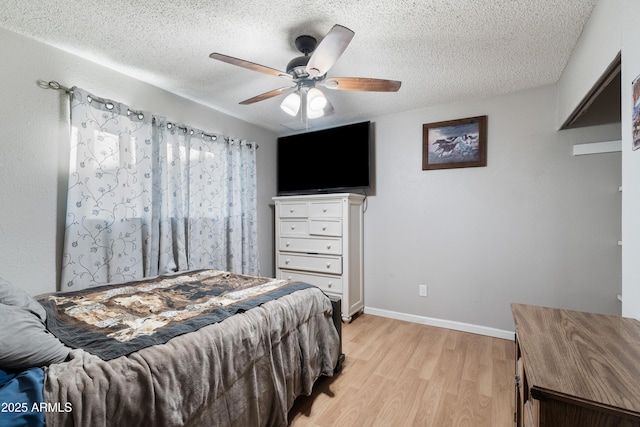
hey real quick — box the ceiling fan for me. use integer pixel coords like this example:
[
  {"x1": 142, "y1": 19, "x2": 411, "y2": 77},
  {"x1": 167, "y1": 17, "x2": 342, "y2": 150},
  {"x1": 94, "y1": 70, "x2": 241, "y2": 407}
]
[{"x1": 209, "y1": 24, "x2": 401, "y2": 120}]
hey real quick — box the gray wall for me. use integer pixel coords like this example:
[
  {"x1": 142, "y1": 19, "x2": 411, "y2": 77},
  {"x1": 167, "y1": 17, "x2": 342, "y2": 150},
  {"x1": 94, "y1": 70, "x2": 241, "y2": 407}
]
[
  {"x1": 0, "y1": 27, "x2": 278, "y2": 296},
  {"x1": 364, "y1": 84, "x2": 621, "y2": 332}
]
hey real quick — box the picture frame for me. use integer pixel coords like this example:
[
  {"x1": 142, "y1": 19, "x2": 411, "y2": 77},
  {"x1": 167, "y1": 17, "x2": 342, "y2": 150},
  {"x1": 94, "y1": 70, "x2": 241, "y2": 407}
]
[
  {"x1": 422, "y1": 115, "x2": 487, "y2": 170},
  {"x1": 633, "y1": 74, "x2": 640, "y2": 150}
]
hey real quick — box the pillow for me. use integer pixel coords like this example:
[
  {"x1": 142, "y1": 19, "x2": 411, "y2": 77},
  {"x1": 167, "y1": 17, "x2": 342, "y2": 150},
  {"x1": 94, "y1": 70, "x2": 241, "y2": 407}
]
[
  {"x1": 0, "y1": 276, "x2": 46, "y2": 322},
  {"x1": 0, "y1": 303, "x2": 69, "y2": 369}
]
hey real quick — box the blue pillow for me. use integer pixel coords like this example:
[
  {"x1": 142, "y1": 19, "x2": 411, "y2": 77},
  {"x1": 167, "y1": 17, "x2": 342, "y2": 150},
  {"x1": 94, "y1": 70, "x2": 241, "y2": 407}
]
[{"x1": 0, "y1": 367, "x2": 45, "y2": 427}]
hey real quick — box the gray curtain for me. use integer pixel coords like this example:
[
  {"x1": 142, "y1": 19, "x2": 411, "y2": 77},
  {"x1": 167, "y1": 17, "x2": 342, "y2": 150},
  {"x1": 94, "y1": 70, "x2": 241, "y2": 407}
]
[{"x1": 61, "y1": 87, "x2": 259, "y2": 291}]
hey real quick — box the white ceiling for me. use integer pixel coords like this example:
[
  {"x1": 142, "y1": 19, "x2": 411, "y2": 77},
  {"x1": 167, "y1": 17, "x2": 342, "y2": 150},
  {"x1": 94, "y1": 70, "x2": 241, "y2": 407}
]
[{"x1": 0, "y1": 0, "x2": 597, "y2": 135}]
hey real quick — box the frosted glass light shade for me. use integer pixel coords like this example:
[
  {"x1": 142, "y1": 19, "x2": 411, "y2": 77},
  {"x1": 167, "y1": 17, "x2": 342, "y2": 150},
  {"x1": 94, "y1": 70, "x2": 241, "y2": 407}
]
[
  {"x1": 280, "y1": 92, "x2": 300, "y2": 116},
  {"x1": 307, "y1": 106, "x2": 324, "y2": 119},
  {"x1": 307, "y1": 88, "x2": 327, "y2": 112}
]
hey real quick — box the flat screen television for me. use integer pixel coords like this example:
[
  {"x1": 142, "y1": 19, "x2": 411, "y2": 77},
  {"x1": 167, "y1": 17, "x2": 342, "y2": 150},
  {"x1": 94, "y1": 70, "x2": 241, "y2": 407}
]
[{"x1": 277, "y1": 121, "x2": 371, "y2": 194}]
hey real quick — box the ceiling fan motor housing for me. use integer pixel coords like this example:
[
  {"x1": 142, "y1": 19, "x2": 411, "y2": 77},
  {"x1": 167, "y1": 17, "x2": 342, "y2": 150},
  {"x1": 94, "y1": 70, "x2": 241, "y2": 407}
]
[
  {"x1": 286, "y1": 56, "x2": 310, "y2": 77},
  {"x1": 287, "y1": 35, "x2": 317, "y2": 78}
]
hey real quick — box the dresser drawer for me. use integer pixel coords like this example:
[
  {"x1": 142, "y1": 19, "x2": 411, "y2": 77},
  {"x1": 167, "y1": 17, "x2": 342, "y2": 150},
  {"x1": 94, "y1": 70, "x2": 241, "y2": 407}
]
[
  {"x1": 278, "y1": 202, "x2": 308, "y2": 218},
  {"x1": 279, "y1": 219, "x2": 309, "y2": 236},
  {"x1": 278, "y1": 253, "x2": 342, "y2": 275},
  {"x1": 309, "y1": 200, "x2": 342, "y2": 218},
  {"x1": 280, "y1": 269, "x2": 343, "y2": 294},
  {"x1": 279, "y1": 236, "x2": 342, "y2": 255},
  {"x1": 309, "y1": 219, "x2": 342, "y2": 237}
]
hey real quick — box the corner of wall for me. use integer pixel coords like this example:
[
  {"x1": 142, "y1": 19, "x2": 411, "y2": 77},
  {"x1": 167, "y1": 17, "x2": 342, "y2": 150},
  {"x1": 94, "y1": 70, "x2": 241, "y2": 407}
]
[{"x1": 556, "y1": 0, "x2": 623, "y2": 129}]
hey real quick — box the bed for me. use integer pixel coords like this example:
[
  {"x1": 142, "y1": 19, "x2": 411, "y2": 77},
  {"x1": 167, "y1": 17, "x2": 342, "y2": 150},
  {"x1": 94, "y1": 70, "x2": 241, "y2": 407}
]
[{"x1": 0, "y1": 270, "x2": 343, "y2": 427}]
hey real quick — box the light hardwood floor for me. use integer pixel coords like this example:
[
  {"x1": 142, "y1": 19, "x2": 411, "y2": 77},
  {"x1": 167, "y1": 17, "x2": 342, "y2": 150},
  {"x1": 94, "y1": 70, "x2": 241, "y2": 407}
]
[{"x1": 289, "y1": 314, "x2": 515, "y2": 427}]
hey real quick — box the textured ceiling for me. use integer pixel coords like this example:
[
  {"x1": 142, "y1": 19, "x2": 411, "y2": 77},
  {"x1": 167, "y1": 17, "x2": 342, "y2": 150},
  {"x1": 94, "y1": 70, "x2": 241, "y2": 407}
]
[{"x1": 0, "y1": 0, "x2": 597, "y2": 135}]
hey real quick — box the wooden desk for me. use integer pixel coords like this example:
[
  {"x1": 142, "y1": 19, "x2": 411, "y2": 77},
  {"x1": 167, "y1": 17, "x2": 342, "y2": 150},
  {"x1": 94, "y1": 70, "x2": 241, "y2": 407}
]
[{"x1": 512, "y1": 303, "x2": 640, "y2": 427}]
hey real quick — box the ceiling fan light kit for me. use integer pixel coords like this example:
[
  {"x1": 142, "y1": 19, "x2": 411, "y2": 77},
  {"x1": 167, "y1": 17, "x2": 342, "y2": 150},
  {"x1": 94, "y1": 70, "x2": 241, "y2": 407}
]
[
  {"x1": 280, "y1": 92, "x2": 301, "y2": 116},
  {"x1": 280, "y1": 85, "x2": 328, "y2": 118},
  {"x1": 209, "y1": 24, "x2": 401, "y2": 122}
]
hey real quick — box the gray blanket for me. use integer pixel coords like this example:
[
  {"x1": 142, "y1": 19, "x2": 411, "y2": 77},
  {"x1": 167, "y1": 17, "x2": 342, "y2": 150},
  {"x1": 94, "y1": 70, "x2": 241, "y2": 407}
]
[{"x1": 44, "y1": 287, "x2": 340, "y2": 427}]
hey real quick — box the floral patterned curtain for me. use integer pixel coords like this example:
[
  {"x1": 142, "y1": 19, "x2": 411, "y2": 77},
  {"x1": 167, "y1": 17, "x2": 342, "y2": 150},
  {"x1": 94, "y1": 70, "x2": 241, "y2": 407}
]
[
  {"x1": 61, "y1": 88, "x2": 259, "y2": 291},
  {"x1": 154, "y1": 120, "x2": 259, "y2": 274}
]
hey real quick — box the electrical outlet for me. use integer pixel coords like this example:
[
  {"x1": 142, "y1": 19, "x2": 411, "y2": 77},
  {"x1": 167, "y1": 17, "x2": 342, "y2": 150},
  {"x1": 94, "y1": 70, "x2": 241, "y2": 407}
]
[{"x1": 419, "y1": 285, "x2": 428, "y2": 297}]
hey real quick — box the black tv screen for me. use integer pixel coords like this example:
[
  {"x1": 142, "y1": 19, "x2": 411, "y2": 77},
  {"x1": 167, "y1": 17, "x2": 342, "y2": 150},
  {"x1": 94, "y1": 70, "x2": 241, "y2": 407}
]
[{"x1": 277, "y1": 121, "x2": 371, "y2": 194}]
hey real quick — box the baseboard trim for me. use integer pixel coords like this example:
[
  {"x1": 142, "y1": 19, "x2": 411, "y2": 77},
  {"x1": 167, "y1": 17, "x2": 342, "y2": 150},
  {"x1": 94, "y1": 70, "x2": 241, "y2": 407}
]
[{"x1": 364, "y1": 307, "x2": 515, "y2": 341}]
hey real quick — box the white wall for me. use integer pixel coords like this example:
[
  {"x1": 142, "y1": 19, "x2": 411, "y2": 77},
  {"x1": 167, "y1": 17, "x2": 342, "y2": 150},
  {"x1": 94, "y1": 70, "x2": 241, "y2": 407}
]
[
  {"x1": 364, "y1": 84, "x2": 621, "y2": 332},
  {"x1": 0, "y1": 28, "x2": 277, "y2": 296}
]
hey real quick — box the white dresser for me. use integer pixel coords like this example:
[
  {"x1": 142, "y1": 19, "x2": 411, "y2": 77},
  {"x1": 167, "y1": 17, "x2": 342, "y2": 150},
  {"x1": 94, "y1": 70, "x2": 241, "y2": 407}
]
[{"x1": 273, "y1": 193, "x2": 365, "y2": 322}]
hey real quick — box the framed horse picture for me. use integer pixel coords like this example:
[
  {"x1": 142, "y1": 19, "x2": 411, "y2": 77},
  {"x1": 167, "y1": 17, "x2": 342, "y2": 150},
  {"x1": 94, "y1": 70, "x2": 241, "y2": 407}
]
[{"x1": 422, "y1": 115, "x2": 487, "y2": 170}]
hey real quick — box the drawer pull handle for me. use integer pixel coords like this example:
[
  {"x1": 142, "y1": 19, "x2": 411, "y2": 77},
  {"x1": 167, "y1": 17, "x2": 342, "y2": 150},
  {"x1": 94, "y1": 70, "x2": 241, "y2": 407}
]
[
  {"x1": 323, "y1": 208, "x2": 327, "y2": 212},
  {"x1": 322, "y1": 226, "x2": 327, "y2": 231},
  {"x1": 285, "y1": 242, "x2": 290, "y2": 247},
  {"x1": 327, "y1": 282, "x2": 332, "y2": 288},
  {"x1": 326, "y1": 263, "x2": 331, "y2": 268},
  {"x1": 327, "y1": 244, "x2": 332, "y2": 249},
  {"x1": 290, "y1": 208, "x2": 295, "y2": 213},
  {"x1": 291, "y1": 225, "x2": 296, "y2": 230},
  {"x1": 285, "y1": 259, "x2": 291, "y2": 264},
  {"x1": 287, "y1": 276, "x2": 292, "y2": 280}
]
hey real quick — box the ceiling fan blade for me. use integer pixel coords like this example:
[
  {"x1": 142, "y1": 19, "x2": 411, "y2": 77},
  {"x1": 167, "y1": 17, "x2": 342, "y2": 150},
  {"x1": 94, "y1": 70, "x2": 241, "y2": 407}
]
[
  {"x1": 210, "y1": 53, "x2": 292, "y2": 80},
  {"x1": 239, "y1": 86, "x2": 295, "y2": 105},
  {"x1": 320, "y1": 77, "x2": 402, "y2": 92},
  {"x1": 306, "y1": 25, "x2": 355, "y2": 78}
]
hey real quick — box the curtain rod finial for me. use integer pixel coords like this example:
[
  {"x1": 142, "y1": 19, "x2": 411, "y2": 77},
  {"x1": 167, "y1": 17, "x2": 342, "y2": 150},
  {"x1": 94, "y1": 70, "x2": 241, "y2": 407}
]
[{"x1": 38, "y1": 79, "x2": 72, "y2": 93}]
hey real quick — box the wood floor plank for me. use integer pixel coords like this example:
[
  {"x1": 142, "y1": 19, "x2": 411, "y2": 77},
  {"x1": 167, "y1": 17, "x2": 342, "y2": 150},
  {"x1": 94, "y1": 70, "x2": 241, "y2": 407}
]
[
  {"x1": 289, "y1": 314, "x2": 515, "y2": 427},
  {"x1": 369, "y1": 370, "x2": 423, "y2": 426},
  {"x1": 461, "y1": 333, "x2": 489, "y2": 382},
  {"x1": 373, "y1": 322, "x2": 422, "y2": 380},
  {"x1": 476, "y1": 359, "x2": 494, "y2": 398},
  {"x1": 408, "y1": 326, "x2": 447, "y2": 380},
  {"x1": 491, "y1": 358, "x2": 515, "y2": 427}
]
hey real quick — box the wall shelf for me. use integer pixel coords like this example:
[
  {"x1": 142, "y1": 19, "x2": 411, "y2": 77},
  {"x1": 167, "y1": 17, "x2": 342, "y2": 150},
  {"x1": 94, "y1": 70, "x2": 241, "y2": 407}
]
[{"x1": 572, "y1": 140, "x2": 621, "y2": 156}]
